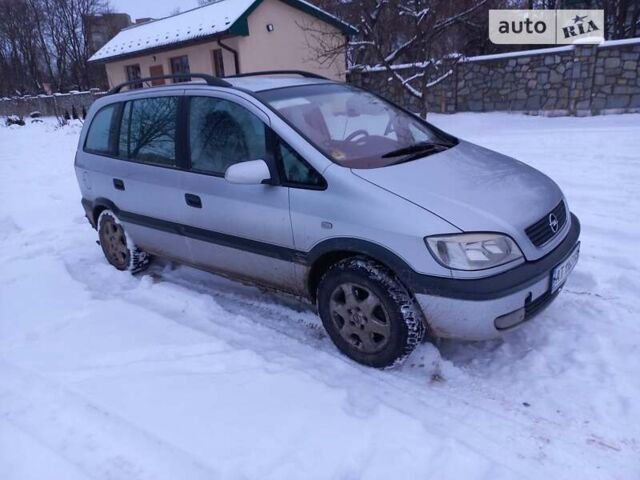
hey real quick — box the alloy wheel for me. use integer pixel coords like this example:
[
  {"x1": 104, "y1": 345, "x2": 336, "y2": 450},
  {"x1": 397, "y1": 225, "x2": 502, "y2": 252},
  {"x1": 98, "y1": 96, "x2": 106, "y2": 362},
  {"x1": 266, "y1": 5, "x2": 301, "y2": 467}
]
[
  {"x1": 99, "y1": 217, "x2": 129, "y2": 269},
  {"x1": 329, "y1": 282, "x2": 391, "y2": 354}
]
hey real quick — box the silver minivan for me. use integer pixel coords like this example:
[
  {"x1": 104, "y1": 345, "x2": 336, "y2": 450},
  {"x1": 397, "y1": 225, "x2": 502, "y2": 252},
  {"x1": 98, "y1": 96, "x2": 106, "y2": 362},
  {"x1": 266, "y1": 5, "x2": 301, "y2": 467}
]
[{"x1": 75, "y1": 71, "x2": 580, "y2": 368}]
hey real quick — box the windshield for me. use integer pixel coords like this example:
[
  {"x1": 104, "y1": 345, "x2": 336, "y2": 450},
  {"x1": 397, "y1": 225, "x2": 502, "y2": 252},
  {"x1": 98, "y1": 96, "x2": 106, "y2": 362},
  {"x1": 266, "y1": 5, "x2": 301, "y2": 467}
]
[{"x1": 259, "y1": 84, "x2": 455, "y2": 169}]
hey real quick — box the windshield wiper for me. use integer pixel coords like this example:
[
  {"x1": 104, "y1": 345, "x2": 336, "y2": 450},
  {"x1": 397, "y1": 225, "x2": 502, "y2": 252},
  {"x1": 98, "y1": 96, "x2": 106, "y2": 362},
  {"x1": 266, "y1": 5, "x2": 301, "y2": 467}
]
[{"x1": 381, "y1": 141, "x2": 450, "y2": 159}]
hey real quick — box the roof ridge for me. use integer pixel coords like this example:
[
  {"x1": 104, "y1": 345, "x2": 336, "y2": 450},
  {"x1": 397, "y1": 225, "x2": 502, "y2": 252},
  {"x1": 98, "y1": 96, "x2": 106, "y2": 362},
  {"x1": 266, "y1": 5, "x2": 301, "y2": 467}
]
[
  {"x1": 120, "y1": 0, "x2": 233, "y2": 33},
  {"x1": 287, "y1": 0, "x2": 357, "y2": 31}
]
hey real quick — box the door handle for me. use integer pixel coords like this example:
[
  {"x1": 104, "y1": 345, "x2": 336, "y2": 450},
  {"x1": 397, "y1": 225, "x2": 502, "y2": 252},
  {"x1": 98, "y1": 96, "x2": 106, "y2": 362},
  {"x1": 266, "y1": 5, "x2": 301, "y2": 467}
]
[
  {"x1": 185, "y1": 193, "x2": 202, "y2": 208},
  {"x1": 113, "y1": 178, "x2": 125, "y2": 191}
]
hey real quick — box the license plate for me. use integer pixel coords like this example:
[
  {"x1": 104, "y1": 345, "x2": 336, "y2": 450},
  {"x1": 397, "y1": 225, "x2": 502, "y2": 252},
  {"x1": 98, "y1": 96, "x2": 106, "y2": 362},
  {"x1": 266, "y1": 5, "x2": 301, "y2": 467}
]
[{"x1": 551, "y1": 243, "x2": 580, "y2": 293}]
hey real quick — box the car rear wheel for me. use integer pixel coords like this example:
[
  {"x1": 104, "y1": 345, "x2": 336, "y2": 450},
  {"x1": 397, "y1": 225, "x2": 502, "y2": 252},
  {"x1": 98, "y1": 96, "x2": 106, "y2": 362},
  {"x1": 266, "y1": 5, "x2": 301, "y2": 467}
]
[
  {"x1": 317, "y1": 257, "x2": 425, "y2": 368},
  {"x1": 97, "y1": 210, "x2": 150, "y2": 273}
]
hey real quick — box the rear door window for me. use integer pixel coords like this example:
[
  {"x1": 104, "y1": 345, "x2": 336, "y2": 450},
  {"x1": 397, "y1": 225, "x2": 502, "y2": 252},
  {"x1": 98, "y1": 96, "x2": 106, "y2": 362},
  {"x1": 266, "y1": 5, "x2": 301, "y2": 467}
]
[
  {"x1": 84, "y1": 104, "x2": 119, "y2": 154},
  {"x1": 118, "y1": 96, "x2": 179, "y2": 167}
]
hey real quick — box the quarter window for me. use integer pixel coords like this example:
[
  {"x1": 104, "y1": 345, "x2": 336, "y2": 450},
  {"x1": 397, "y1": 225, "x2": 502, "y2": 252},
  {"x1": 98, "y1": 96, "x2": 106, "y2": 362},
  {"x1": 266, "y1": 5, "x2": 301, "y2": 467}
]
[
  {"x1": 278, "y1": 141, "x2": 324, "y2": 188},
  {"x1": 85, "y1": 104, "x2": 118, "y2": 154},
  {"x1": 188, "y1": 97, "x2": 267, "y2": 175},
  {"x1": 118, "y1": 97, "x2": 178, "y2": 167}
]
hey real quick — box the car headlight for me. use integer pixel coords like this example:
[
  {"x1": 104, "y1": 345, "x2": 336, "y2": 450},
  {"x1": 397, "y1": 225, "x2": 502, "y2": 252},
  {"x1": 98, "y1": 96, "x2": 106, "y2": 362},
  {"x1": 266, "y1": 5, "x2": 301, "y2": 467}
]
[{"x1": 425, "y1": 233, "x2": 523, "y2": 271}]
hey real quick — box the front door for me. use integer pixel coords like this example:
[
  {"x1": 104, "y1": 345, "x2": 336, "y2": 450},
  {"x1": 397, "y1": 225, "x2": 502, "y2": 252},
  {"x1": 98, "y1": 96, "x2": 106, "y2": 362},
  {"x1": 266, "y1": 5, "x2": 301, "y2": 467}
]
[
  {"x1": 149, "y1": 65, "x2": 165, "y2": 85},
  {"x1": 180, "y1": 91, "x2": 299, "y2": 293}
]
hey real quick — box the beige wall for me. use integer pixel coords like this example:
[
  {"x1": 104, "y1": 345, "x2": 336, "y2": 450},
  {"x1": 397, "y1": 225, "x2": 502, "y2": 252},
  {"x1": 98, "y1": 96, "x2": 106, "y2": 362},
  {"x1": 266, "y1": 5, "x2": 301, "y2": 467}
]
[
  {"x1": 236, "y1": 0, "x2": 347, "y2": 81},
  {"x1": 103, "y1": 0, "x2": 347, "y2": 87},
  {"x1": 104, "y1": 38, "x2": 238, "y2": 88}
]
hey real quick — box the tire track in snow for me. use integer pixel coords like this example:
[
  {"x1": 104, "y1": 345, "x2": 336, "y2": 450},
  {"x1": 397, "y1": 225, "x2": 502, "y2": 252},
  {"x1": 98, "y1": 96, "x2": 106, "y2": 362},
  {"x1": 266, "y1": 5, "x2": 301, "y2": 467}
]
[
  {"x1": 70, "y1": 261, "x2": 622, "y2": 479},
  {"x1": 4, "y1": 115, "x2": 638, "y2": 478},
  {"x1": 0, "y1": 359, "x2": 219, "y2": 480},
  {"x1": 162, "y1": 263, "x2": 635, "y2": 472}
]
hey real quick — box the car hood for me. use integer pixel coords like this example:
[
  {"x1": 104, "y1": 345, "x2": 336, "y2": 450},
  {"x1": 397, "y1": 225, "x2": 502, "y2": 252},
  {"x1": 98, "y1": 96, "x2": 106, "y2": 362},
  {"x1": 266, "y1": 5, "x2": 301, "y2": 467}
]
[{"x1": 352, "y1": 140, "x2": 564, "y2": 248}]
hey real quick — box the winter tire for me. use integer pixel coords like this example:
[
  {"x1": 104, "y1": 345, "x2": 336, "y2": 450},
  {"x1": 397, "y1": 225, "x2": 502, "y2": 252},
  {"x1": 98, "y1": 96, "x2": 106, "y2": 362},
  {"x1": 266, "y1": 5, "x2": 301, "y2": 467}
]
[
  {"x1": 97, "y1": 210, "x2": 150, "y2": 273},
  {"x1": 317, "y1": 257, "x2": 425, "y2": 368}
]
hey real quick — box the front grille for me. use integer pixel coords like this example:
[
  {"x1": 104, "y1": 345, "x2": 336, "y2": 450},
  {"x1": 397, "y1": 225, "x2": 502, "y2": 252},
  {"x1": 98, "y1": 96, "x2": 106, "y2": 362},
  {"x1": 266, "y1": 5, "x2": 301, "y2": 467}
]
[{"x1": 525, "y1": 202, "x2": 567, "y2": 247}]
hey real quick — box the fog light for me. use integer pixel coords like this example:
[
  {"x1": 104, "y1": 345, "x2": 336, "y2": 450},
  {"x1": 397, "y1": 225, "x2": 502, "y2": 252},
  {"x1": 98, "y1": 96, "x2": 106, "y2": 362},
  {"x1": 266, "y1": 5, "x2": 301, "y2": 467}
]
[{"x1": 494, "y1": 307, "x2": 526, "y2": 330}]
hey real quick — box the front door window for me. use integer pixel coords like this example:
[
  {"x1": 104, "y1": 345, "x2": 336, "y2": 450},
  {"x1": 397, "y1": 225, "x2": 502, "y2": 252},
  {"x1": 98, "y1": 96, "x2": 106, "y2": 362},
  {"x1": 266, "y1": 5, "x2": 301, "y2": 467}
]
[{"x1": 188, "y1": 96, "x2": 267, "y2": 175}]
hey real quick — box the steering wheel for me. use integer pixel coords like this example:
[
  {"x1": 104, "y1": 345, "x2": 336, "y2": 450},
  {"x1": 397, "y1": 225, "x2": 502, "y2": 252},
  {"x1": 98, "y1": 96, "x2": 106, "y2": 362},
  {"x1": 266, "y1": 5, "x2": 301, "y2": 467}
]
[{"x1": 344, "y1": 129, "x2": 370, "y2": 145}]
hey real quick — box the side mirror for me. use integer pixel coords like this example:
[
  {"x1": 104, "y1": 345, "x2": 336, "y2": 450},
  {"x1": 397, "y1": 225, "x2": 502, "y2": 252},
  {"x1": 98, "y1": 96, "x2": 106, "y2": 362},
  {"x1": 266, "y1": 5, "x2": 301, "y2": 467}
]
[{"x1": 224, "y1": 159, "x2": 272, "y2": 185}]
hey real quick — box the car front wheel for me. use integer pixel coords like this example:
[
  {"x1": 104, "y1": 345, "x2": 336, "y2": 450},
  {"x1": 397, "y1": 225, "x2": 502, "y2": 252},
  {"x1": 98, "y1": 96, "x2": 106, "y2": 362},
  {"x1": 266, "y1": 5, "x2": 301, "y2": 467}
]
[{"x1": 317, "y1": 257, "x2": 425, "y2": 368}]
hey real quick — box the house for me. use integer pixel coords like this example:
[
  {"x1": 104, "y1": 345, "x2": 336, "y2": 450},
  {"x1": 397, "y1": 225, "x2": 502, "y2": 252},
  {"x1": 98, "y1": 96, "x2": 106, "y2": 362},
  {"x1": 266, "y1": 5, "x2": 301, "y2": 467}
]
[{"x1": 88, "y1": 0, "x2": 357, "y2": 88}]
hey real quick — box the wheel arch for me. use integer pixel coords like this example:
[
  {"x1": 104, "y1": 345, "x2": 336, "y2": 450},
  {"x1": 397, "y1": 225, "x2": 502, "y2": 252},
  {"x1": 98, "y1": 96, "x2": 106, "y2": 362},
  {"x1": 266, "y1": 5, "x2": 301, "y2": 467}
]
[
  {"x1": 85, "y1": 197, "x2": 120, "y2": 228},
  {"x1": 305, "y1": 238, "x2": 417, "y2": 303}
]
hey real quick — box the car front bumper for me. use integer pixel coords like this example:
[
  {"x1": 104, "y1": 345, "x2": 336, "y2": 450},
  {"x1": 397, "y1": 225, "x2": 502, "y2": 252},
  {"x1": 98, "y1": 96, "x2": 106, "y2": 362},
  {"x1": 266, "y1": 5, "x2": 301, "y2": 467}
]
[{"x1": 412, "y1": 213, "x2": 581, "y2": 340}]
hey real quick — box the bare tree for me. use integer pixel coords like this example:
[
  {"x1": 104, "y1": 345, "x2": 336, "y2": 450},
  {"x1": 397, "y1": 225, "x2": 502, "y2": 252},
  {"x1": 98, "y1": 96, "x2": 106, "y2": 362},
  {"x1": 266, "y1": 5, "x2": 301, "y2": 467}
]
[
  {"x1": 54, "y1": 0, "x2": 110, "y2": 89},
  {"x1": 0, "y1": 0, "x2": 111, "y2": 96},
  {"x1": 307, "y1": 0, "x2": 490, "y2": 117},
  {"x1": 42, "y1": 0, "x2": 74, "y2": 91},
  {"x1": 28, "y1": 0, "x2": 56, "y2": 86},
  {"x1": 602, "y1": 0, "x2": 640, "y2": 39},
  {"x1": 0, "y1": 0, "x2": 46, "y2": 93},
  {"x1": 375, "y1": 1, "x2": 492, "y2": 117}
]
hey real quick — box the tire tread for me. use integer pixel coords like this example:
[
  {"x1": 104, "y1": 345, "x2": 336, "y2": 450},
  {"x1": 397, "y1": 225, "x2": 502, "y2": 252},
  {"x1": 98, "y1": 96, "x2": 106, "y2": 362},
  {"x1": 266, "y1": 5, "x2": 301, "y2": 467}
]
[{"x1": 318, "y1": 257, "x2": 425, "y2": 368}]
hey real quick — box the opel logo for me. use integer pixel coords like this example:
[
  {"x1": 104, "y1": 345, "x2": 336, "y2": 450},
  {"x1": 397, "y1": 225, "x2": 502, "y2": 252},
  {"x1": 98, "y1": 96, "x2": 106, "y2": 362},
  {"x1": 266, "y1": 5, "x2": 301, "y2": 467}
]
[{"x1": 549, "y1": 213, "x2": 559, "y2": 233}]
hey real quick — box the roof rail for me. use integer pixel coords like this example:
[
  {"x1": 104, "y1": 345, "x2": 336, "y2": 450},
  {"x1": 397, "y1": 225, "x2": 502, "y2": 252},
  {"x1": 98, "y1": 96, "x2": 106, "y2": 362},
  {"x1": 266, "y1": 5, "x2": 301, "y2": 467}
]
[
  {"x1": 226, "y1": 70, "x2": 331, "y2": 80},
  {"x1": 108, "y1": 73, "x2": 232, "y2": 94}
]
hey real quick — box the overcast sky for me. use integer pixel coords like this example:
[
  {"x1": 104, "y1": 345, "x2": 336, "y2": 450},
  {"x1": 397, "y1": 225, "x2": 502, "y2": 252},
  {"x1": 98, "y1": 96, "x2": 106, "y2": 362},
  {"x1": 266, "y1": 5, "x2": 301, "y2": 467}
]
[{"x1": 110, "y1": 0, "x2": 200, "y2": 21}]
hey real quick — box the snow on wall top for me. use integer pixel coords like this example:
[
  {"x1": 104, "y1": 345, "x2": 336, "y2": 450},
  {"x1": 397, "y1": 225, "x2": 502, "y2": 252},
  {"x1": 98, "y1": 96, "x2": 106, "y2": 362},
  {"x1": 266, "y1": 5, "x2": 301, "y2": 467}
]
[
  {"x1": 466, "y1": 45, "x2": 575, "y2": 63},
  {"x1": 89, "y1": 0, "x2": 256, "y2": 62},
  {"x1": 598, "y1": 37, "x2": 640, "y2": 48}
]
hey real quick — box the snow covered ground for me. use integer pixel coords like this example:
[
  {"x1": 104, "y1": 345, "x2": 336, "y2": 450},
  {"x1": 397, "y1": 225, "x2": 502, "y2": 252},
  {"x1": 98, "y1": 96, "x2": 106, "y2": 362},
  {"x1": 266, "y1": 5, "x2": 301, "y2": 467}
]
[{"x1": 1, "y1": 113, "x2": 639, "y2": 479}]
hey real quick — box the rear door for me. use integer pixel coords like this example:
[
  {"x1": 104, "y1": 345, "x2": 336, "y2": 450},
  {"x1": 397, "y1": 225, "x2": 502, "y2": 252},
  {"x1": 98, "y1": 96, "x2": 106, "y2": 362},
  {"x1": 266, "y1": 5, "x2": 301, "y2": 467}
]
[
  {"x1": 179, "y1": 91, "x2": 299, "y2": 292},
  {"x1": 103, "y1": 92, "x2": 191, "y2": 261}
]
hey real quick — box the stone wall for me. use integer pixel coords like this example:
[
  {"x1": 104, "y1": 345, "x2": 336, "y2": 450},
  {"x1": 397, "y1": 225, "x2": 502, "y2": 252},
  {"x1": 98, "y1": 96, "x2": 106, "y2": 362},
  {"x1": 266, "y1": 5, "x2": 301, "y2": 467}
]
[
  {"x1": 591, "y1": 42, "x2": 640, "y2": 112},
  {"x1": 3, "y1": 39, "x2": 638, "y2": 118},
  {"x1": 349, "y1": 39, "x2": 640, "y2": 116},
  {"x1": 0, "y1": 90, "x2": 105, "y2": 119}
]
